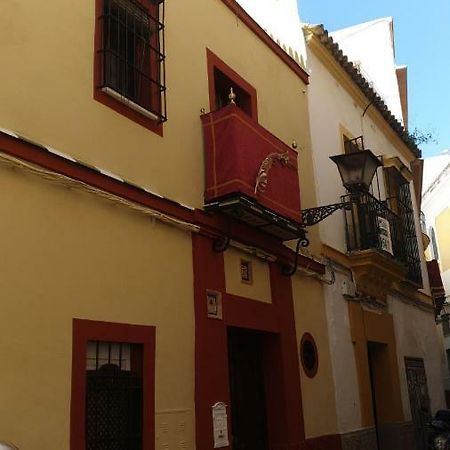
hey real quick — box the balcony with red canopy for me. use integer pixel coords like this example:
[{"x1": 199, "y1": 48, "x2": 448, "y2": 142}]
[{"x1": 201, "y1": 104, "x2": 303, "y2": 241}]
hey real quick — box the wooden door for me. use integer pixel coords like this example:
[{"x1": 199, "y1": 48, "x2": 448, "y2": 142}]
[{"x1": 227, "y1": 327, "x2": 268, "y2": 450}]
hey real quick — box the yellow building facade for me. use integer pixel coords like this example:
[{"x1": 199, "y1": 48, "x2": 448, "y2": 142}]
[
  {"x1": 1, "y1": 2, "x2": 444, "y2": 450},
  {"x1": 0, "y1": 0, "x2": 342, "y2": 449}
]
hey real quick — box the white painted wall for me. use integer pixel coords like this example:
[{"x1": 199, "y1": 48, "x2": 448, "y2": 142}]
[
  {"x1": 306, "y1": 45, "x2": 417, "y2": 255},
  {"x1": 323, "y1": 270, "x2": 362, "y2": 432},
  {"x1": 236, "y1": 0, "x2": 308, "y2": 68},
  {"x1": 389, "y1": 295, "x2": 447, "y2": 417},
  {"x1": 331, "y1": 18, "x2": 404, "y2": 125},
  {"x1": 422, "y1": 152, "x2": 450, "y2": 394},
  {"x1": 305, "y1": 23, "x2": 445, "y2": 430},
  {"x1": 422, "y1": 151, "x2": 450, "y2": 294}
]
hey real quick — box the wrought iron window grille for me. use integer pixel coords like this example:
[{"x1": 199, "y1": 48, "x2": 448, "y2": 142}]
[
  {"x1": 99, "y1": 0, "x2": 167, "y2": 122},
  {"x1": 86, "y1": 341, "x2": 144, "y2": 450},
  {"x1": 384, "y1": 168, "x2": 422, "y2": 286}
]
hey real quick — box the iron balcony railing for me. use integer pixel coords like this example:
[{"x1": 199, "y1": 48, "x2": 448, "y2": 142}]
[{"x1": 342, "y1": 191, "x2": 422, "y2": 285}]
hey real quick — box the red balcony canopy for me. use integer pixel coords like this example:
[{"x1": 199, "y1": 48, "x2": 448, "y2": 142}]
[{"x1": 201, "y1": 105, "x2": 302, "y2": 225}]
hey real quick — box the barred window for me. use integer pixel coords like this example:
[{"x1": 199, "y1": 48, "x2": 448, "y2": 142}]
[
  {"x1": 98, "y1": 0, "x2": 166, "y2": 122},
  {"x1": 71, "y1": 320, "x2": 155, "y2": 450},
  {"x1": 86, "y1": 341, "x2": 144, "y2": 450}
]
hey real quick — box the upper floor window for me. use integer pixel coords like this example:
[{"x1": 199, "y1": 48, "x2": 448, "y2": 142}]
[
  {"x1": 94, "y1": 0, "x2": 166, "y2": 133},
  {"x1": 343, "y1": 135, "x2": 364, "y2": 154},
  {"x1": 206, "y1": 49, "x2": 258, "y2": 120}
]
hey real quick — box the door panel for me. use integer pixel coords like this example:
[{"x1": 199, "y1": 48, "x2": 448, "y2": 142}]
[
  {"x1": 228, "y1": 327, "x2": 268, "y2": 450},
  {"x1": 405, "y1": 358, "x2": 431, "y2": 450}
]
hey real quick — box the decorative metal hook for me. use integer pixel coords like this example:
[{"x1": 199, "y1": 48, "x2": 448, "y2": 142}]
[
  {"x1": 281, "y1": 235, "x2": 310, "y2": 276},
  {"x1": 212, "y1": 235, "x2": 230, "y2": 253}
]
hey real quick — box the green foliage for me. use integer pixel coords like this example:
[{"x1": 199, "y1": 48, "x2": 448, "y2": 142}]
[{"x1": 407, "y1": 127, "x2": 436, "y2": 146}]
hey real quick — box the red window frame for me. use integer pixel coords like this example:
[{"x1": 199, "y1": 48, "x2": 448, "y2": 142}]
[
  {"x1": 206, "y1": 49, "x2": 258, "y2": 121},
  {"x1": 93, "y1": 0, "x2": 164, "y2": 136},
  {"x1": 70, "y1": 318, "x2": 156, "y2": 450}
]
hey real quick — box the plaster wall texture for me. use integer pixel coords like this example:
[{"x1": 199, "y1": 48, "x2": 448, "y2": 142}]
[
  {"x1": 331, "y1": 18, "x2": 404, "y2": 125},
  {"x1": 422, "y1": 154, "x2": 450, "y2": 226},
  {"x1": 292, "y1": 275, "x2": 339, "y2": 438},
  {"x1": 443, "y1": 271, "x2": 450, "y2": 296},
  {"x1": 0, "y1": 165, "x2": 195, "y2": 450},
  {"x1": 422, "y1": 152, "x2": 450, "y2": 292},
  {"x1": 322, "y1": 271, "x2": 362, "y2": 433},
  {"x1": 306, "y1": 47, "x2": 420, "y2": 258},
  {"x1": 436, "y1": 209, "x2": 450, "y2": 273},
  {"x1": 0, "y1": 0, "x2": 312, "y2": 212},
  {"x1": 305, "y1": 24, "x2": 440, "y2": 435},
  {"x1": 236, "y1": 0, "x2": 308, "y2": 68},
  {"x1": 423, "y1": 181, "x2": 450, "y2": 229},
  {"x1": 388, "y1": 295, "x2": 446, "y2": 419},
  {"x1": 224, "y1": 247, "x2": 272, "y2": 303},
  {"x1": 439, "y1": 326, "x2": 450, "y2": 391}
]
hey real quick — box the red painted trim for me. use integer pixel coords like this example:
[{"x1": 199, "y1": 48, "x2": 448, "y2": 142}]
[
  {"x1": 93, "y1": 0, "x2": 163, "y2": 136},
  {"x1": 304, "y1": 434, "x2": 342, "y2": 450},
  {"x1": 71, "y1": 319, "x2": 156, "y2": 450},
  {"x1": 268, "y1": 264, "x2": 305, "y2": 444},
  {"x1": 0, "y1": 131, "x2": 325, "y2": 276},
  {"x1": 206, "y1": 49, "x2": 258, "y2": 120},
  {"x1": 219, "y1": 0, "x2": 309, "y2": 85},
  {"x1": 195, "y1": 212, "x2": 325, "y2": 275},
  {"x1": 192, "y1": 234, "x2": 230, "y2": 450},
  {"x1": 192, "y1": 234, "x2": 306, "y2": 450},
  {"x1": 300, "y1": 332, "x2": 319, "y2": 378},
  {"x1": 224, "y1": 293, "x2": 279, "y2": 332},
  {"x1": 0, "y1": 132, "x2": 192, "y2": 223}
]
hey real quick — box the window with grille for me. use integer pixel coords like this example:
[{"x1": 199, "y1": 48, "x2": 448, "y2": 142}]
[
  {"x1": 70, "y1": 319, "x2": 155, "y2": 450},
  {"x1": 86, "y1": 341, "x2": 143, "y2": 450},
  {"x1": 385, "y1": 167, "x2": 422, "y2": 286},
  {"x1": 97, "y1": 0, "x2": 166, "y2": 123}
]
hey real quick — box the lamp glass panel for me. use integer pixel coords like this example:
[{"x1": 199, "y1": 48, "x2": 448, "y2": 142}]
[{"x1": 330, "y1": 150, "x2": 381, "y2": 192}]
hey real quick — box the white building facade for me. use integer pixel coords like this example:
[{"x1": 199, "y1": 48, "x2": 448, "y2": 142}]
[{"x1": 303, "y1": 21, "x2": 446, "y2": 450}]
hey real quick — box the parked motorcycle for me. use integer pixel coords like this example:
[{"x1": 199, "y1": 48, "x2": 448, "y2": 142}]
[{"x1": 428, "y1": 410, "x2": 450, "y2": 450}]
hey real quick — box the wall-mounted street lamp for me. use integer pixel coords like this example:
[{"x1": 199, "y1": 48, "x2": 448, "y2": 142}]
[
  {"x1": 300, "y1": 149, "x2": 382, "y2": 227},
  {"x1": 283, "y1": 145, "x2": 381, "y2": 276}
]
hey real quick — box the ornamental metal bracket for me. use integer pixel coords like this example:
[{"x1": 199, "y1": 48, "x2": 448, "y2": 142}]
[
  {"x1": 212, "y1": 235, "x2": 231, "y2": 253},
  {"x1": 301, "y1": 202, "x2": 349, "y2": 227},
  {"x1": 281, "y1": 234, "x2": 310, "y2": 277}
]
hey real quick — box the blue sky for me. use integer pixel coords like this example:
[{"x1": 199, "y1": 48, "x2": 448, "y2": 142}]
[{"x1": 299, "y1": 0, "x2": 450, "y2": 158}]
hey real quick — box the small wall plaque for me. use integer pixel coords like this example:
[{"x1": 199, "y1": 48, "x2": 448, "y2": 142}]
[
  {"x1": 377, "y1": 216, "x2": 393, "y2": 255},
  {"x1": 212, "y1": 402, "x2": 229, "y2": 448},
  {"x1": 207, "y1": 290, "x2": 222, "y2": 319},
  {"x1": 240, "y1": 259, "x2": 253, "y2": 284}
]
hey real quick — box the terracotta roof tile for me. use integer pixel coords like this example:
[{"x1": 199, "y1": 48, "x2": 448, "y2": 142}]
[{"x1": 306, "y1": 24, "x2": 421, "y2": 158}]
